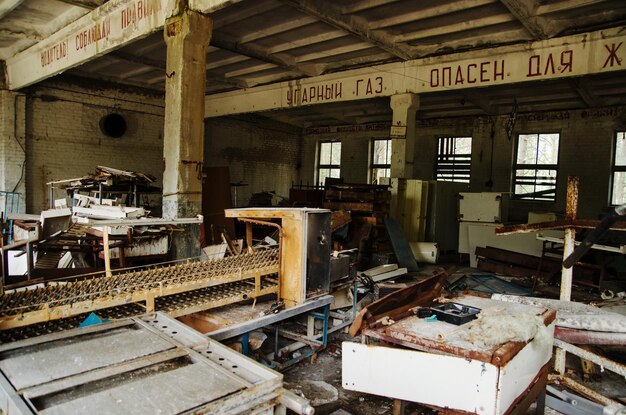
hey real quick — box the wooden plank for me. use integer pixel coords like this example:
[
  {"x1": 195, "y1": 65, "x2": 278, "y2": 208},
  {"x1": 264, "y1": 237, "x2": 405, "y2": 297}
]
[
  {"x1": 349, "y1": 272, "x2": 447, "y2": 336},
  {"x1": 323, "y1": 201, "x2": 376, "y2": 211},
  {"x1": 384, "y1": 218, "x2": 419, "y2": 272}
]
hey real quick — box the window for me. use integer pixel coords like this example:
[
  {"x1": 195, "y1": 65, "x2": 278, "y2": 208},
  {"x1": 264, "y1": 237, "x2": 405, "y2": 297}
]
[
  {"x1": 371, "y1": 138, "x2": 392, "y2": 183},
  {"x1": 317, "y1": 140, "x2": 341, "y2": 186},
  {"x1": 611, "y1": 132, "x2": 626, "y2": 205},
  {"x1": 513, "y1": 133, "x2": 560, "y2": 201},
  {"x1": 436, "y1": 136, "x2": 472, "y2": 183}
]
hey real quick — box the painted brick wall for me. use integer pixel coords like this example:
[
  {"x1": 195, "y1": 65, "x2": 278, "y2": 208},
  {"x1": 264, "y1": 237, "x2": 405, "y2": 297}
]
[
  {"x1": 205, "y1": 115, "x2": 301, "y2": 207},
  {"x1": 0, "y1": 91, "x2": 26, "y2": 213},
  {"x1": 301, "y1": 126, "x2": 389, "y2": 185},
  {"x1": 24, "y1": 79, "x2": 165, "y2": 213}
]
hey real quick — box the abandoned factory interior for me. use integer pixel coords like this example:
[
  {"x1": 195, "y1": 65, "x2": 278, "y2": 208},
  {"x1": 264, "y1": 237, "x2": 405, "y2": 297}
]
[{"x1": 0, "y1": 0, "x2": 626, "y2": 414}]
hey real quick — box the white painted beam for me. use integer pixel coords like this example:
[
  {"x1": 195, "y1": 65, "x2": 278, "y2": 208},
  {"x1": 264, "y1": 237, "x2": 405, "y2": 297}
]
[
  {"x1": 5, "y1": 0, "x2": 242, "y2": 90},
  {"x1": 394, "y1": 12, "x2": 512, "y2": 42},
  {"x1": 341, "y1": 0, "x2": 400, "y2": 14},
  {"x1": 204, "y1": 26, "x2": 626, "y2": 117},
  {"x1": 369, "y1": 0, "x2": 493, "y2": 30},
  {"x1": 281, "y1": 0, "x2": 414, "y2": 60},
  {"x1": 236, "y1": 16, "x2": 316, "y2": 44},
  {"x1": 55, "y1": 0, "x2": 107, "y2": 9},
  {"x1": 212, "y1": 34, "x2": 323, "y2": 76},
  {"x1": 499, "y1": 0, "x2": 552, "y2": 39},
  {"x1": 0, "y1": 0, "x2": 23, "y2": 20}
]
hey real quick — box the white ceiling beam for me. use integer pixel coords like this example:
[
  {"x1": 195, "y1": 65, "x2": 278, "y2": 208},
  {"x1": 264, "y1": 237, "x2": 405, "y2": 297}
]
[
  {"x1": 236, "y1": 16, "x2": 317, "y2": 44},
  {"x1": 212, "y1": 34, "x2": 324, "y2": 76},
  {"x1": 55, "y1": 0, "x2": 107, "y2": 9},
  {"x1": 111, "y1": 50, "x2": 249, "y2": 88},
  {"x1": 280, "y1": 0, "x2": 414, "y2": 60},
  {"x1": 265, "y1": 31, "x2": 346, "y2": 55},
  {"x1": 369, "y1": 0, "x2": 494, "y2": 30},
  {"x1": 341, "y1": 0, "x2": 400, "y2": 15},
  {"x1": 0, "y1": 0, "x2": 24, "y2": 20},
  {"x1": 406, "y1": 27, "x2": 528, "y2": 58},
  {"x1": 394, "y1": 13, "x2": 512, "y2": 43},
  {"x1": 204, "y1": 26, "x2": 626, "y2": 117},
  {"x1": 212, "y1": 0, "x2": 277, "y2": 28},
  {"x1": 536, "y1": 0, "x2": 605, "y2": 14},
  {"x1": 5, "y1": 0, "x2": 242, "y2": 90},
  {"x1": 294, "y1": 42, "x2": 374, "y2": 63},
  {"x1": 223, "y1": 63, "x2": 276, "y2": 78},
  {"x1": 205, "y1": 53, "x2": 248, "y2": 70},
  {"x1": 499, "y1": 0, "x2": 550, "y2": 39}
]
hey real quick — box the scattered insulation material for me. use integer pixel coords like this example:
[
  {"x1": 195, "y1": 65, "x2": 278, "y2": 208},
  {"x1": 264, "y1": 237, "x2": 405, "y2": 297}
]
[
  {"x1": 492, "y1": 294, "x2": 626, "y2": 333},
  {"x1": 459, "y1": 306, "x2": 551, "y2": 348}
]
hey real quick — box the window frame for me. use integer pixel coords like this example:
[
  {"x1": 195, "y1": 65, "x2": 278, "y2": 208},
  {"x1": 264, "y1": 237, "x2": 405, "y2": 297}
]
[
  {"x1": 610, "y1": 131, "x2": 626, "y2": 206},
  {"x1": 370, "y1": 138, "x2": 392, "y2": 184},
  {"x1": 317, "y1": 140, "x2": 342, "y2": 186},
  {"x1": 435, "y1": 136, "x2": 472, "y2": 183},
  {"x1": 512, "y1": 131, "x2": 561, "y2": 202}
]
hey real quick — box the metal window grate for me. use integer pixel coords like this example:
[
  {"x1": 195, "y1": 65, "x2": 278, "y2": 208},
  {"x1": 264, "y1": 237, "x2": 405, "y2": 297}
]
[{"x1": 436, "y1": 137, "x2": 471, "y2": 183}]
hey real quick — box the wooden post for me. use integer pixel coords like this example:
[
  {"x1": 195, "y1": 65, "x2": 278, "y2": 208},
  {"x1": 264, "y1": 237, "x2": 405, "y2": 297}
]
[
  {"x1": 555, "y1": 176, "x2": 579, "y2": 374},
  {"x1": 102, "y1": 226, "x2": 112, "y2": 278}
]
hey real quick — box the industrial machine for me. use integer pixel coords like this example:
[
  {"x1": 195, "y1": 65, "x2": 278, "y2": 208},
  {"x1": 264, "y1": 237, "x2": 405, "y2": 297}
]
[
  {"x1": 0, "y1": 312, "x2": 313, "y2": 414},
  {"x1": 0, "y1": 208, "x2": 332, "y2": 338},
  {"x1": 0, "y1": 207, "x2": 333, "y2": 413}
]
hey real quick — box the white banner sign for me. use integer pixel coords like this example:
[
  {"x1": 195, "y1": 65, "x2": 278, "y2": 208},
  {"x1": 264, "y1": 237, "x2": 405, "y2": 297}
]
[{"x1": 205, "y1": 27, "x2": 626, "y2": 117}]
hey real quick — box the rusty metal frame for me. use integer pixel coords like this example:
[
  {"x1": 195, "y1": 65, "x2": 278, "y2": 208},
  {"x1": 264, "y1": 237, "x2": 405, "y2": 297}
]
[
  {"x1": 0, "y1": 248, "x2": 279, "y2": 330},
  {"x1": 494, "y1": 176, "x2": 625, "y2": 405}
]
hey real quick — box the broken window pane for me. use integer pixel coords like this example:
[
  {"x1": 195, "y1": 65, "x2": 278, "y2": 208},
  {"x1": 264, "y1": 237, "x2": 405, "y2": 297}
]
[
  {"x1": 513, "y1": 133, "x2": 559, "y2": 201},
  {"x1": 318, "y1": 140, "x2": 341, "y2": 186},
  {"x1": 371, "y1": 139, "x2": 392, "y2": 183}
]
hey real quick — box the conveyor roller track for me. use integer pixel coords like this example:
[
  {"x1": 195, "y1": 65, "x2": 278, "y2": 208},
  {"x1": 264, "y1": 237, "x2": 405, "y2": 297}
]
[{"x1": 0, "y1": 248, "x2": 280, "y2": 330}]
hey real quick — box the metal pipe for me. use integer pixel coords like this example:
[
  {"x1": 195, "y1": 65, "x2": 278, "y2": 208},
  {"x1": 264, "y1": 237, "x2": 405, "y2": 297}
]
[
  {"x1": 555, "y1": 327, "x2": 626, "y2": 345},
  {"x1": 550, "y1": 374, "x2": 623, "y2": 407},
  {"x1": 553, "y1": 339, "x2": 626, "y2": 377},
  {"x1": 277, "y1": 320, "x2": 352, "y2": 357},
  {"x1": 278, "y1": 389, "x2": 315, "y2": 415}
]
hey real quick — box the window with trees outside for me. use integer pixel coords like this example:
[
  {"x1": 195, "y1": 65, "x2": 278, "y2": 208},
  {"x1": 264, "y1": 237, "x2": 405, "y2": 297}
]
[
  {"x1": 436, "y1": 136, "x2": 472, "y2": 183},
  {"x1": 611, "y1": 132, "x2": 626, "y2": 205},
  {"x1": 371, "y1": 138, "x2": 392, "y2": 184},
  {"x1": 513, "y1": 133, "x2": 560, "y2": 201},
  {"x1": 317, "y1": 140, "x2": 341, "y2": 186}
]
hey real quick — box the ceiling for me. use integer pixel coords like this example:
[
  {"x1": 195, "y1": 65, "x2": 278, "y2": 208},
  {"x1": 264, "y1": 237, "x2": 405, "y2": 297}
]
[{"x1": 2, "y1": 0, "x2": 626, "y2": 127}]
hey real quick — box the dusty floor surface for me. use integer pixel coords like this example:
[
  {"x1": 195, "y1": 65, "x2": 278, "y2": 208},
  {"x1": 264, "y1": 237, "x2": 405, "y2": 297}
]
[{"x1": 283, "y1": 334, "x2": 397, "y2": 415}]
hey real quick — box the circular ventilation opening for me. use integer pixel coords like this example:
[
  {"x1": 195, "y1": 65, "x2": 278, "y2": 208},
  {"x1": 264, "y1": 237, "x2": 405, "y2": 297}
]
[{"x1": 100, "y1": 113, "x2": 127, "y2": 138}]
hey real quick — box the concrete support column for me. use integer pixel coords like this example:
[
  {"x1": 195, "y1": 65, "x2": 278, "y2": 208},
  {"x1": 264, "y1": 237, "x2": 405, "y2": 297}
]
[
  {"x1": 0, "y1": 90, "x2": 26, "y2": 212},
  {"x1": 162, "y1": 9, "x2": 212, "y2": 259},
  {"x1": 390, "y1": 93, "x2": 419, "y2": 178}
]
